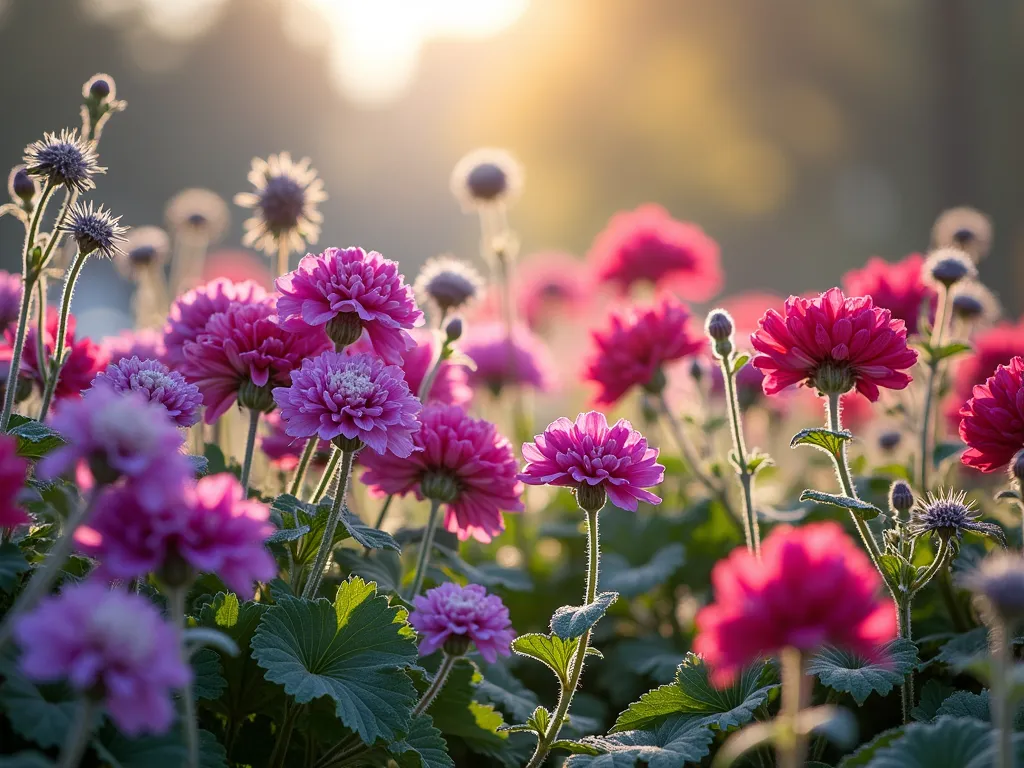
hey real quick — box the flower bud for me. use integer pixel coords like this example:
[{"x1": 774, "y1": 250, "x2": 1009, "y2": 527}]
[
  {"x1": 965, "y1": 553, "x2": 1024, "y2": 628},
  {"x1": 442, "y1": 634, "x2": 472, "y2": 657},
  {"x1": 575, "y1": 482, "x2": 606, "y2": 514},
  {"x1": 158, "y1": 550, "x2": 195, "y2": 590},
  {"x1": 643, "y1": 367, "x2": 667, "y2": 395},
  {"x1": 705, "y1": 310, "x2": 734, "y2": 342},
  {"x1": 9, "y1": 167, "x2": 36, "y2": 202},
  {"x1": 445, "y1": 317, "x2": 463, "y2": 343},
  {"x1": 689, "y1": 358, "x2": 705, "y2": 385},
  {"x1": 326, "y1": 311, "x2": 363, "y2": 350},
  {"x1": 467, "y1": 163, "x2": 509, "y2": 202},
  {"x1": 889, "y1": 480, "x2": 914, "y2": 514},
  {"x1": 89, "y1": 78, "x2": 111, "y2": 100},
  {"x1": 878, "y1": 430, "x2": 902, "y2": 452},
  {"x1": 332, "y1": 435, "x2": 363, "y2": 452},
  {"x1": 924, "y1": 248, "x2": 976, "y2": 288},
  {"x1": 237, "y1": 380, "x2": 275, "y2": 413},
  {"x1": 812, "y1": 360, "x2": 854, "y2": 396},
  {"x1": 421, "y1": 471, "x2": 460, "y2": 504}
]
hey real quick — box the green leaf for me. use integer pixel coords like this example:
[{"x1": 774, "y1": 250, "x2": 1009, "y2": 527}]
[
  {"x1": 333, "y1": 498, "x2": 401, "y2": 551},
  {"x1": 922, "y1": 341, "x2": 972, "y2": 364},
  {"x1": 611, "y1": 654, "x2": 776, "y2": 733},
  {"x1": 868, "y1": 716, "x2": 998, "y2": 768},
  {"x1": 476, "y1": 665, "x2": 540, "y2": 723},
  {"x1": 0, "y1": 671, "x2": 79, "y2": 749},
  {"x1": 192, "y1": 649, "x2": 227, "y2": 701},
  {"x1": 335, "y1": 548, "x2": 403, "y2": 594},
  {"x1": 265, "y1": 525, "x2": 311, "y2": 544},
  {"x1": 251, "y1": 577, "x2": 418, "y2": 745},
  {"x1": 790, "y1": 427, "x2": 852, "y2": 456},
  {"x1": 732, "y1": 354, "x2": 750, "y2": 374},
  {"x1": 389, "y1": 715, "x2": 455, "y2": 768},
  {"x1": 799, "y1": 489, "x2": 883, "y2": 521},
  {"x1": 0, "y1": 541, "x2": 29, "y2": 593},
  {"x1": 601, "y1": 545, "x2": 685, "y2": 598},
  {"x1": 0, "y1": 753, "x2": 55, "y2": 768},
  {"x1": 806, "y1": 638, "x2": 918, "y2": 705},
  {"x1": 837, "y1": 726, "x2": 906, "y2": 767},
  {"x1": 565, "y1": 715, "x2": 715, "y2": 767},
  {"x1": 512, "y1": 634, "x2": 584, "y2": 686},
  {"x1": 435, "y1": 545, "x2": 533, "y2": 591},
  {"x1": 746, "y1": 452, "x2": 772, "y2": 474},
  {"x1": 997, "y1": 488, "x2": 1023, "y2": 502},
  {"x1": 424, "y1": 659, "x2": 508, "y2": 760},
  {"x1": 7, "y1": 416, "x2": 64, "y2": 459},
  {"x1": 936, "y1": 689, "x2": 989, "y2": 721},
  {"x1": 931, "y1": 627, "x2": 991, "y2": 670},
  {"x1": 933, "y1": 441, "x2": 964, "y2": 467},
  {"x1": 552, "y1": 739, "x2": 603, "y2": 756},
  {"x1": 910, "y1": 679, "x2": 955, "y2": 721},
  {"x1": 878, "y1": 553, "x2": 917, "y2": 591},
  {"x1": 551, "y1": 592, "x2": 619, "y2": 640}
]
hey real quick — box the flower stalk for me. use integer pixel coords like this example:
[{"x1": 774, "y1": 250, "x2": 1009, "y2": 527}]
[
  {"x1": 287, "y1": 438, "x2": 318, "y2": 497},
  {"x1": 57, "y1": 697, "x2": 96, "y2": 768},
  {"x1": 168, "y1": 586, "x2": 199, "y2": 768},
  {"x1": 301, "y1": 449, "x2": 355, "y2": 599},
  {"x1": 310, "y1": 446, "x2": 341, "y2": 504},
  {"x1": 239, "y1": 408, "x2": 261, "y2": 495},
  {"x1": 990, "y1": 619, "x2": 1013, "y2": 768},
  {"x1": 38, "y1": 247, "x2": 90, "y2": 421},
  {"x1": 919, "y1": 283, "x2": 953, "y2": 492},
  {"x1": 412, "y1": 652, "x2": 457, "y2": 716},
  {"x1": 407, "y1": 498, "x2": 443, "y2": 601},
  {"x1": 776, "y1": 647, "x2": 808, "y2": 768}
]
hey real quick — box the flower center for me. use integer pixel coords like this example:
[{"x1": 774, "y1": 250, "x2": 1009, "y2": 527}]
[
  {"x1": 258, "y1": 175, "x2": 306, "y2": 231},
  {"x1": 329, "y1": 368, "x2": 374, "y2": 398},
  {"x1": 136, "y1": 369, "x2": 173, "y2": 391}
]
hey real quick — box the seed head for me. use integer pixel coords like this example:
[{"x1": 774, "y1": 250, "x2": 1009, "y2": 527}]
[
  {"x1": 931, "y1": 207, "x2": 992, "y2": 261},
  {"x1": 951, "y1": 281, "x2": 999, "y2": 324},
  {"x1": 59, "y1": 201, "x2": 128, "y2": 259},
  {"x1": 964, "y1": 553, "x2": 1024, "y2": 628},
  {"x1": 23, "y1": 129, "x2": 105, "y2": 193},
  {"x1": 878, "y1": 430, "x2": 902, "y2": 451},
  {"x1": 165, "y1": 188, "x2": 230, "y2": 242},
  {"x1": 450, "y1": 148, "x2": 523, "y2": 211},
  {"x1": 8, "y1": 166, "x2": 37, "y2": 204},
  {"x1": 924, "y1": 248, "x2": 977, "y2": 289},
  {"x1": 907, "y1": 488, "x2": 1005, "y2": 546},
  {"x1": 414, "y1": 256, "x2": 484, "y2": 313},
  {"x1": 117, "y1": 226, "x2": 170, "y2": 279}
]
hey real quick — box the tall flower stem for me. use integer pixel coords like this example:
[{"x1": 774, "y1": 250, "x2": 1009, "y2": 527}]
[
  {"x1": 287, "y1": 438, "x2": 318, "y2": 497},
  {"x1": 990, "y1": 619, "x2": 1014, "y2": 768},
  {"x1": 57, "y1": 697, "x2": 96, "y2": 768},
  {"x1": 655, "y1": 392, "x2": 722, "y2": 498},
  {"x1": 239, "y1": 408, "x2": 261, "y2": 495},
  {"x1": 38, "y1": 248, "x2": 89, "y2": 422},
  {"x1": 412, "y1": 652, "x2": 457, "y2": 716},
  {"x1": 372, "y1": 494, "x2": 394, "y2": 530},
  {"x1": 407, "y1": 498, "x2": 442, "y2": 601},
  {"x1": 168, "y1": 586, "x2": 199, "y2": 768},
  {"x1": 0, "y1": 487, "x2": 100, "y2": 650},
  {"x1": 919, "y1": 284, "x2": 953, "y2": 492},
  {"x1": 276, "y1": 239, "x2": 290, "y2": 279},
  {"x1": 524, "y1": 507, "x2": 600, "y2": 768},
  {"x1": 34, "y1": 276, "x2": 48, "y2": 391},
  {"x1": 301, "y1": 449, "x2": 355, "y2": 599},
  {"x1": 310, "y1": 447, "x2": 341, "y2": 504},
  {"x1": 719, "y1": 355, "x2": 761, "y2": 558},
  {"x1": 776, "y1": 647, "x2": 807, "y2": 768}
]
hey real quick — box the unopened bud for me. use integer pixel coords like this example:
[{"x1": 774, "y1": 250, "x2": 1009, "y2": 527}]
[
  {"x1": 576, "y1": 482, "x2": 607, "y2": 514},
  {"x1": 333, "y1": 435, "x2": 363, "y2": 453},
  {"x1": 89, "y1": 78, "x2": 111, "y2": 100},
  {"x1": 238, "y1": 380, "x2": 275, "y2": 413},
  {"x1": 326, "y1": 311, "x2": 363, "y2": 351},
  {"x1": 689, "y1": 358, "x2": 705, "y2": 384},
  {"x1": 10, "y1": 168, "x2": 35, "y2": 202},
  {"x1": 422, "y1": 472, "x2": 460, "y2": 504},
  {"x1": 643, "y1": 367, "x2": 667, "y2": 395},
  {"x1": 443, "y1": 635, "x2": 472, "y2": 657},
  {"x1": 889, "y1": 480, "x2": 914, "y2": 514},
  {"x1": 705, "y1": 310, "x2": 734, "y2": 342},
  {"x1": 878, "y1": 430, "x2": 902, "y2": 452},
  {"x1": 445, "y1": 317, "x2": 463, "y2": 343}
]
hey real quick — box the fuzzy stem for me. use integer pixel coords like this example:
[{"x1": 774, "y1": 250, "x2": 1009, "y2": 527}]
[
  {"x1": 407, "y1": 498, "x2": 442, "y2": 601},
  {"x1": 0, "y1": 271, "x2": 36, "y2": 431},
  {"x1": 991, "y1": 619, "x2": 1013, "y2": 768},
  {"x1": 776, "y1": 647, "x2": 807, "y2": 768},
  {"x1": 919, "y1": 284, "x2": 952, "y2": 492},
  {"x1": 287, "y1": 438, "x2": 318, "y2": 497},
  {"x1": 169, "y1": 587, "x2": 199, "y2": 768},
  {"x1": 277, "y1": 239, "x2": 290, "y2": 279},
  {"x1": 897, "y1": 599, "x2": 915, "y2": 724},
  {"x1": 57, "y1": 697, "x2": 96, "y2": 768},
  {"x1": 301, "y1": 450, "x2": 355, "y2": 599},
  {"x1": 37, "y1": 188, "x2": 78, "y2": 271},
  {"x1": 413, "y1": 653, "x2": 457, "y2": 716},
  {"x1": 524, "y1": 507, "x2": 600, "y2": 768},
  {"x1": 310, "y1": 447, "x2": 341, "y2": 504},
  {"x1": 418, "y1": 342, "x2": 445, "y2": 402},
  {"x1": 239, "y1": 408, "x2": 261, "y2": 495},
  {"x1": 34, "y1": 276, "x2": 48, "y2": 391},
  {"x1": 372, "y1": 494, "x2": 393, "y2": 530},
  {"x1": 38, "y1": 248, "x2": 89, "y2": 422},
  {"x1": 655, "y1": 391, "x2": 720, "y2": 497},
  {"x1": 719, "y1": 354, "x2": 761, "y2": 558}
]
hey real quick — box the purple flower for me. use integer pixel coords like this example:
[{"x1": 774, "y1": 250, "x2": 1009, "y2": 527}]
[
  {"x1": 408, "y1": 582, "x2": 515, "y2": 662},
  {"x1": 163, "y1": 278, "x2": 268, "y2": 367},
  {"x1": 0, "y1": 270, "x2": 22, "y2": 335},
  {"x1": 519, "y1": 411, "x2": 665, "y2": 512},
  {"x1": 276, "y1": 246, "x2": 423, "y2": 361},
  {"x1": 272, "y1": 351, "x2": 421, "y2": 456},
  {"x1": 91, "y1": 356, "x2": 203, "y2": 427},
  {"x1": 102, "y1": 328, "x2": 166, "y2": 364},
  {"x1": 461, "y1": 322, "x2": 557, "y2": 395},
  {"x1": 14, "y1": 581, "x2": 190, "y2": 735},
  {"x1": 38, "y1": 387, "x2": 192, "y2": 510}
]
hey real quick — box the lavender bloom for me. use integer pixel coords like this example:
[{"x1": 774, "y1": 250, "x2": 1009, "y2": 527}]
[
  {"x1": 23, "y1": 128, "x2": 104, "y2": 193},
  {"x1": 91, "y1": 356, "x2": 203, "y2": 427},
  {"x1": 59, "y1": 201, "x2": 128, "y2": 258},
  {"x1": 409, "y1": 582, "x2": 515, "y2": 662}
]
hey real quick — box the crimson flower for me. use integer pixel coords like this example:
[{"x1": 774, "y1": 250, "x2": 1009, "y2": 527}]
[
  {"x1": 842, "y1": 253, "x2": 935, "y2": 336},
  {"x1": 960, "y1": 356, "x2": 1024, "y2": 473}
]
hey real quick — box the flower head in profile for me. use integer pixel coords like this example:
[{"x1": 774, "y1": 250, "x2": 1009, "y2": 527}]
[
  {"x1": 964, "y1": 553, "x2": 1024, "y2": 628},
  {"x1": 17, "y1": 312, "x2": 107, "y2": 401},
  {"x1": 261, "y1": 410, "x2": 332, "y2": 470},
  {"x1": 23, "y1": 128, "x2": 104, "y2": 193},
  {"x1": 183, "y1": 297, "x2": 331, "y2": 422},
  {"x1": 514, "y1": 251, "x2": 593, "y2": 330},
  {"x1": 276, "y1": 246, "x2": 423, "y2": 359},
  {"x1": 584, "y1": 297, "x2": 703, "y2": 405},
  {"x1": 589, "y1": 204, "x2": 723, "y2": 301},
  {"x1": 91, "y1": 356, "x2": 203, "y2": 428},
  {"x1": 117, "y1": 226, "x2": 170, "y2": 280},
  {"x1": 951, "y1": 281, "x2": 1000, "y2": 326},
  {"x1": 349, "y1": 330, "x2": 471, "y2": 406},
  {"x1": 272, "y1": 351, "x2": 421, "y2": 456},
  {"x1": 842, "y1": 254, "x2": 935, "y2": 336},
  {"x1": 362, "y1": 404, "x2": 523, "y2": 542},
  {"x1": 907, "y1": 489, "x2": 1005, "y2": 546},
  {"x1": 0, "y1": 271, "x2": 22, "y2": 335},
  {"x1": 165, "y1": 188, "x2": 230, "y2": 243},
  {"x1": 59, "y1": 201, "x2": 128, "y2": 258},
  {"x1": 923, "y1": 248, "x2": 976, "y2": 289},
  {"x1": 409, "y1": 582, "x2": 515, "y2": 662},
  {"x1": 694, "y1": 522, "x2": 897, "y2": 687},
  {"x1": 960, "y1": 356, "x2": 1024, "y2": 473},
  {"x1": 750, "y1": 287, "x2": 919, "y2": 401},
  {"x1": 450, "y1": 148, "x2": 524, "y2": 211},
  {"x1": 163, "y1": 278, "x2": 268, "y2": 366},
  {"x1": 519, "y1": 412, "x2": 665, "y2": 513},
  {"x1": 414, "y1": 255, "x2": 484, "y2": 315},
  {"x1": 0, "y1": 434, "x2": 29, "y2": 529},
  {"x1": 14, "y1": 581, "x2": 189, "y2": 735},
  {"x1": 461, "y1": 322, "x2": 557, "y2": 396},
  {"x1": 932, "y1": 206, "x2": 992, "y2": 261},
  {"x1": 235, "y1": 152, "x2": 327, "y2": 255},
  {"x1": 102, "y1": 328, "x2": 166, "y2": 363}
]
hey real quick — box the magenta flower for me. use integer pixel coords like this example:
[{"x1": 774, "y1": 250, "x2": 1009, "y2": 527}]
[
  {"x1": 589, "y1": 204, "x2": 723, "y2": 300},
  {"x1": 14, "y1": 581, "x2": 190, "y2": 735},
  {"x1": 750, "y1": 287, "x2": 919, "y2": 401},
  {"x1": 584, "y1": 297, "x2": 703, "y2": 405},
  {"x1": 960, "y1": 356, "x2": 1024, "y2": 473},
  {"x1": 17, "y1": 312, "x2": 107, "y2": 400},
  {"x1": 461, "y1": 322, "x2": 557, "y2": 395},
  {"x1": 349, "y1": 329, "x2": 472, "y2": 406},
  {"x1": 261, "y1": 410, "x2": 332, "y2": 471},
  {"x1": 38, "y1": 387, "x2": 192, "y2": 510},
  {"x1": 272, "y1": 351, "x2": 421, "y2": 456},
  {"x1": 102, "y1": 328, "x2": 166, "y2": 364},
  {"x1": 91, "y1": 356, "x2": 203, "y2": 428},
  {"x1": 408, "y1": 582, "x2": 515, "y2": 662},
  {"x1": 0, "y1": 270, "x2": 22, "y2": 334},
  {"x1": 361, "y1": 404, "x2": 523, "y2": 542},
  {"x1": 163, "y1": 278, "x2": 268, "y2": 366},
  {"x1": 946, "y1": 318, "x2": 1024, "y2": 427},
  {"x1": 276, "y1": 246, "x2": 423, "y2": 360},
  {"x1": 519, "y1": 411, "x2": 665, "y2": 512},
  {"x1": 0, "y1": 434, "x2": 29, "y2": 529},
  {"x1": 842, "y1": 253, "x2": 935, "y2": 336},
  {"x1": 183, "y1": 297, "x2": 331, "y2": 422},
  {"x1": 515, "y1": 251, "x2": 593, "y2": 330}
]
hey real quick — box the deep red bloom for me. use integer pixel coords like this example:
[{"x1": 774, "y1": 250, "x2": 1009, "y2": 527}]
[
  {"x1": 842, "y1": 254, "x2": 935, "y2": 336},
  {"x1": 584, "y1": 297, "x2": 703, "y2": 405},
  {"x1": 947, "y1": 318, "x2": 1024, "y2": 426},
  {"x1": 0, "y1": 434, "x2": 29, "y2": 528},
  {"x1": 13, "y1": 313, "x2": 107, "y2": 400},
  {"x1": 959, "y1": 356, "x2": 1024, "y2": 473},
  {"x1": 750, "y1": 287, "x2": 918, "y2": 401},
  {"x1": 589, "y1": 204, "x2": 723, "y2": 300},
  {"x1": 694, "y1": 522, "x2": 897, "y2": 687}
]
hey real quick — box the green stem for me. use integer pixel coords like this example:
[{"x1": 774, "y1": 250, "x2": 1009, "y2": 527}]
[
  {"x1": 898, "y1": 599, "x2": 914, "y2": 724},
  {"x1": 287, "y1": 439, "x2": 318, "y2": 497},
  {"x1": 0, "y1": 272, "x2": 36, "y2": 431},
  {"x1": 269, "y1": 702, "x2": 302, "y2": 768},
  {"x1": 413, "y1": 653, "x2": 457, "y2": 716},
  {"x1": 239, "y1": 408, "x2": 261, "y2": 495},
  {"x1": 655, "y1": 391, "x2": 720, "y2": 497},
  {"x1": 719, "y1": 354, "x2": 760, "y2": 558},
  {"x1": 373, "y1": 494, "x2": 393, "y2": 530},
  {"x1": 911, "y1": 537, "x2": 951, "y2": 594},
  {"x1": 277, "y1": 238, "x2": 290, "y2": 279},
  {"x1": 39, "y1": 248, "x2": 89, "y2": 422},
  {"x1": 991, "y1": 619, "x2": 1013, "y2": 768},
  {"x1": 301, "y1": 450, "x2": 355, "y2": 599},
  {"x1": 919, "y1": 285, "x2": 952, "y2": 492},
  {"x1": 776, "y1": 647, "x2": 807, "y2": 768},
  {"x1": 37, "y1": 188, "x2": 78, "y2": 271},
  {"x1": 310, "y1": 447, "x2": 341, "y2": 504},
  {"x1": 169, "y1": 587, "x2": 199, "y2": 768},
  {"x1": 34, "y1": 275, "x2": 48, "y2": 391},
  {"x1": 524, "y1": 507, "x2": 600, "y2": 768},
  {"x1": 407, "y1": 499, "x2": 442, "y2": 601},
  {"x1": 57, "y1": 697, "x2": 96, "y2": 768}
]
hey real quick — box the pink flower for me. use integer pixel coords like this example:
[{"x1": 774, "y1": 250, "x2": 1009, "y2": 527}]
[
  {"x1": 349, "y1": 329, "x2": 472, "y2": 406},
  {"x1": 276, "y1": 246, "x2": 423, "y2": 362},
  {"x1": 361, "y1": 404, "x2": 523, "y2": 543},
  {"x1": 163, "y1": 278, "x2": 268, "y2": 366},
  {"x1": 408, "y1": 582, "x2": 515, "y2": 663},
  {"x1": 750, "y1": 287, "x2": 919, "y2": 401},
  {"x1": 694, "y1": 522, "x2": 897, "y2": 687},
  {"x1": 0, "y1": 434, "x2": 29, "y2": 529},
  {"x1": 0, "y1": 270, "x2": 23, "y2": 334},
  {"x1": 519, "y1": 411, "x2": 664, "y2": 512},
  {"x1": 515, "y1": 251, "x2": 593, "y2": 330},
  {"x1": 947, "y1": 318, "x2": 1024, "y2": 426},
  {"x1": 91, "y1": 356, "x2": 203, "y2": 427},
  {"x1": 38, "y1": 387, "x2": 192, "y2": 510},
  {"x1": 261, "y1": 410, "x2": 332, "y2": 471},
  {"x1": 589, "y1": 204, "x2": 723, "y2": 300},
  {"x1": 842, "y1": 253, "x2": 935, "y2": 336},
  {"x1": 14, "y1": 581, "x2": 190, "y2": 735},
  {"x1": 102, "y1": 328, "x2": 166, "y2": 364},
  {"x1": 183, "y1": 297, "x2": 331, "y2": 423},
  {"x1": 584, "y1": 297, "x2": 703, "y2": 405},
  {"x1": 959, "y1": 356, "x2": 1024, "y2": 473},
  {"x1": 272, "y1": 351, "x2": 421, "y2": 457},
  {"x1": 16, "y1": 312, "x2": 107, "y2": 400},
  {"x1": 461, "y1": 322, "x2": 557, "y2": 395}
]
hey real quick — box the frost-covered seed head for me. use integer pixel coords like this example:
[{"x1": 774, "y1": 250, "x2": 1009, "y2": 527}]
[
  {"x1": 907, "y1": 489, "x2": 1005, "y2": 546},
  {"x1": 60, "y1": 201, "x2": 128, "y2": 258},
  {"x1": 23, "y1": 129, "x2": 104, "y2": 193},
  {"x1": 450, "y1": 148, "x2": 523, "y2": 210}
]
